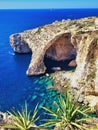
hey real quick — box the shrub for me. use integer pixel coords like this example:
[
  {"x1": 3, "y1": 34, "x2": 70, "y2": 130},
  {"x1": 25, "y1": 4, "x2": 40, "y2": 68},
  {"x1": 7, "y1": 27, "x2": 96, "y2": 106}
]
[
  {"x1": 41, "y1": 90, "x2": 93, "y2": 130},
  {"x1": 0, "y1": 103, "x2": 41, "y2": 130}
]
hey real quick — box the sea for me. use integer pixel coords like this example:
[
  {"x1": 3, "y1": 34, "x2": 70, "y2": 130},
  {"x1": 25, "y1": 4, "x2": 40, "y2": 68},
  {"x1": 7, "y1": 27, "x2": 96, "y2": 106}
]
[{"x1": 0, "y1": 9, "x2": 98, "y2": 116}]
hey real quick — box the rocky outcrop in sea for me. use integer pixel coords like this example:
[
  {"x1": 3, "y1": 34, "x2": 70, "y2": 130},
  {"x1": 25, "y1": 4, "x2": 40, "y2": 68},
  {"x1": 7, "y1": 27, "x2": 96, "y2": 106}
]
[{"x1": 10, "y1": 17, "x2": 98, "y2": 107}]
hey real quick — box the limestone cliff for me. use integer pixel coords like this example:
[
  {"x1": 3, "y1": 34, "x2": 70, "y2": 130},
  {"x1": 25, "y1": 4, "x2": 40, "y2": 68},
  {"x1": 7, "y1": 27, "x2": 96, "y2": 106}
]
[{"x1": 10, "y1": 17, "x2": 98, "y2": 107}]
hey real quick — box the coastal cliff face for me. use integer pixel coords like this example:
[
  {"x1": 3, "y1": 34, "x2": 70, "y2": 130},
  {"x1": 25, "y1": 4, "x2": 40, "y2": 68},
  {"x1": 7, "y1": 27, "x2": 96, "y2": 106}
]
[{"x1": 10, "y1": 17, "x2": 98, "y2": 106}]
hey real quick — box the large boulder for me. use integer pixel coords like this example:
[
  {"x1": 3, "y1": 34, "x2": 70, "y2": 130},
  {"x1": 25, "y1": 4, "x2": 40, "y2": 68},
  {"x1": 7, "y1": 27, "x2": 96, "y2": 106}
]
[{"x1": 68, "y1": 60, "x2": 77, "y2": 67}]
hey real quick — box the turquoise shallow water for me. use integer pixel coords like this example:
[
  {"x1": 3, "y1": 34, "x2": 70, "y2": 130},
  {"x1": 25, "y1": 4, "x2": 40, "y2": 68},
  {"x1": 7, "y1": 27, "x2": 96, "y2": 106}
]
[{"x1": 0, "y1": 9, "x2": 98, "y2": 119}]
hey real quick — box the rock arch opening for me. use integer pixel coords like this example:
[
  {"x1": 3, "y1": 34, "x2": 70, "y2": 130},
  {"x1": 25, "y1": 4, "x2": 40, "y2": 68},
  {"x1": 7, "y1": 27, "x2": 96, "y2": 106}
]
[{"x1": 44, "y1": 33, "x2": 77, "y2": 73}]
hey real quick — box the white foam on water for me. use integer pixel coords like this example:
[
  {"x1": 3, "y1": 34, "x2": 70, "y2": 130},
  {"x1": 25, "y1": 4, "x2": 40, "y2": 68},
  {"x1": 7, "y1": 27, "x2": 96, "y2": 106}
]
[{"x1": 8, "y1": 51, "x2": 15, "y2": 56}]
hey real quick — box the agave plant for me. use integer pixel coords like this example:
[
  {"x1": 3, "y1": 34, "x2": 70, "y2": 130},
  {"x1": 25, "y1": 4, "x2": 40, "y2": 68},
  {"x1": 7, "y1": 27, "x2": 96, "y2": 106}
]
[
  {"x1": 0, "y1": 103, "x2": 41, "y2": 130},
  {"x1": 42, "y1": 90, "x2": 93, "y2": 130}
]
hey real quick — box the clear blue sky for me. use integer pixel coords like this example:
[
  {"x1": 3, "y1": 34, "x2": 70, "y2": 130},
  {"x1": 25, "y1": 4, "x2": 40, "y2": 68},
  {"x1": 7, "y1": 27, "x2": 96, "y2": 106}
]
[{"x1": 0, "y1": 0, "x2": 98, "y2": 9}]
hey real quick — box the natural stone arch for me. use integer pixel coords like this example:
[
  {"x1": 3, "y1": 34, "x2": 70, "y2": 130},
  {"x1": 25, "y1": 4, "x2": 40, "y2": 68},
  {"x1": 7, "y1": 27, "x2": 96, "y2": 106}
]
[
  {"x1": 26, "y1": 33, "x2": 77, "y2": 76},
  {"x1": 10, "y1": 17, "x2": 98, "y2": 107}
]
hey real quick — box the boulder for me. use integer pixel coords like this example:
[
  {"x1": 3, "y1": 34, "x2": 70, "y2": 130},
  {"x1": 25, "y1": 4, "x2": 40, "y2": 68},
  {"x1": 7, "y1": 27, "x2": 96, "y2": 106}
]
[{"x1": 68, "y1": 60, "x2": 77, "y2": 67}]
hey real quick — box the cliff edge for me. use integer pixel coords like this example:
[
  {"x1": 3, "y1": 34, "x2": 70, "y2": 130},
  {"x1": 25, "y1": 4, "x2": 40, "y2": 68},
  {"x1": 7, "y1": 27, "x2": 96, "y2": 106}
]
[{"x1": 10, "y1": 17, "x2": 98, "y2": 107}]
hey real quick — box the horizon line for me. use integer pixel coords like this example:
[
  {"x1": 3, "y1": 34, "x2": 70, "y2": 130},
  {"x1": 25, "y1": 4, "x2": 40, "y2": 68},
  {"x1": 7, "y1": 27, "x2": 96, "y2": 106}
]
[{"x1": 0, "y1": 8, "x2": 98, "y2": 10}]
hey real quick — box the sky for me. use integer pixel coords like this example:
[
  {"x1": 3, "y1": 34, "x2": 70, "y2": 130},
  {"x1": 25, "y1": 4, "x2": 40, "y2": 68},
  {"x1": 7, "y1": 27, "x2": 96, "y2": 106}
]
[{"x1": 0, "y1": 0, "x2": 98, "y2": 9}]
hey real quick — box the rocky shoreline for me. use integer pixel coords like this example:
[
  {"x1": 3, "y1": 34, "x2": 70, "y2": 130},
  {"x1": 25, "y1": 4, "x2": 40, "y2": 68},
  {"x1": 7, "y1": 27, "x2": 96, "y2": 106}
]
[{"x1": 10, "y1": 17, "x2": 98, "y2": 107}]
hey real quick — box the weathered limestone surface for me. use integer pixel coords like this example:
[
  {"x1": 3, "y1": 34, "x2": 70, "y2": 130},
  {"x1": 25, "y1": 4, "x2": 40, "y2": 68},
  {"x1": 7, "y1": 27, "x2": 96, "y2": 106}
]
[
  {"x1": 10, "y1": 33, "x2": 31, "y2": 53},
  {"x1": 10, "y1": 17, "x2": 98, "y2": 107}
]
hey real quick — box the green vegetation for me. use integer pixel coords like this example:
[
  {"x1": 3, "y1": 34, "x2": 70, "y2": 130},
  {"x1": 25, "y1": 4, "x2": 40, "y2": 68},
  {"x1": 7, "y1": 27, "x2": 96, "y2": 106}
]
[
  {"x1": 57, "y1": 30, "x2": 61, "y2": 33},
  {"x1": 90, "y1": 59, "x2": 95, "y2": 65},
  {"x1": 0, "y1": 90, "x2": 95, "y2": 130},
  {"x1": 69, "y1": 21, "x2": 77, "y2": 26},
  {"x1": 37, "y1": 26, "x2": 43, "y2": 34},
  {"x1": 41, "y1": 90, "x2": 93, "y2": 130},
  {"x1": 87, "y1": 72, "x2": 96, "y2": 80},
  {"x1": 0, "y1": 103, "x2": 41, "y2": 130},
  {"x1": 87, "y1": 59, "x2": 96, "y2": 80}
]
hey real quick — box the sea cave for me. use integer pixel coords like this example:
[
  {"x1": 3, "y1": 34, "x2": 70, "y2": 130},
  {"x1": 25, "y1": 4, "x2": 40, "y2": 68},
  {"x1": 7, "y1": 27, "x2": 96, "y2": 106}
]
[{"x1": 44, "y1": 33, "x2": 77, "y2": 73}]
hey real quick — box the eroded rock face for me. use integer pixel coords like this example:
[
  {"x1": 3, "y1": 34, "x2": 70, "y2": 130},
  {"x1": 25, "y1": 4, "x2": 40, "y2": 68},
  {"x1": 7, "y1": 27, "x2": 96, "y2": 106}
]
[
  {"x1": 10, "y1": 17, "x2": 98, "y2": 107},
  {"x1": 10, "y1": 32, "x2": 77, "y2": 76},
  {"x1": 10, "y1": 33, "x2": 31, "y2": 53},
  {"x1": 46, "y1": 33, "x2": 76, "y2": 61},
  {"x1": 51, "y1": 30, "x2": 98, "y2": 106}
]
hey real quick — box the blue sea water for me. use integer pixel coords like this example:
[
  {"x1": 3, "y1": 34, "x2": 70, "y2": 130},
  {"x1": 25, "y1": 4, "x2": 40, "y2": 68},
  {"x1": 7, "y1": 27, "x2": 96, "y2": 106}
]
[{"x1": 0, "y1": 9, "x2": 98, "y2": 113}]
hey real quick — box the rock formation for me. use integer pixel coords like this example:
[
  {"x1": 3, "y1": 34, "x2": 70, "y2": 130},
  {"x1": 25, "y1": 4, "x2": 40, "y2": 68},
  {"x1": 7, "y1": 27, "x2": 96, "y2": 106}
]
[{"x1": 10, "y1": 17, "x2": 98, "y2": 107}]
